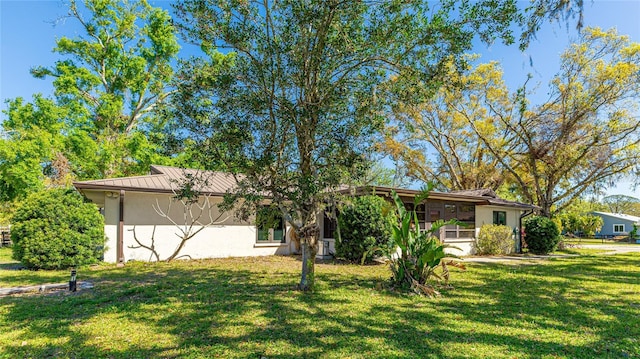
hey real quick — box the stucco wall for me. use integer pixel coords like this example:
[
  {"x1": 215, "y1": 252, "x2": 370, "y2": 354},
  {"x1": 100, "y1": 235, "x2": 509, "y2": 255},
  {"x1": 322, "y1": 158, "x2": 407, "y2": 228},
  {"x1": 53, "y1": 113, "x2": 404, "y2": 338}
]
[
  {"x1": 472, "y1": 205, "x2": 523, "y2": 255},
  {"x1": 475, "y1": 205, "x2": 522, "y2": 231},
  {"x1": 101, "y1": 191, "x2": 291, "y2": 263}
]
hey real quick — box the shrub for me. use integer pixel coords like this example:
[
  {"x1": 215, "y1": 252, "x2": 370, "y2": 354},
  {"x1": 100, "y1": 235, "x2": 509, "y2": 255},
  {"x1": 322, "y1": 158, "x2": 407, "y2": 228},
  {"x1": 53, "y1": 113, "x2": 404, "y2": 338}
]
[
  {"x1": 11, "y1": 189, "x2": 105, "y2": 269},
  {"x1": 523, "y1": 216, "x2": 561, "y2": 254},
  {"x1": 476, "y1": 224, "x2": 514, "y2": 255},
  {"x1": 336, "y1": 195, "x2": 392, "y2": 262}
]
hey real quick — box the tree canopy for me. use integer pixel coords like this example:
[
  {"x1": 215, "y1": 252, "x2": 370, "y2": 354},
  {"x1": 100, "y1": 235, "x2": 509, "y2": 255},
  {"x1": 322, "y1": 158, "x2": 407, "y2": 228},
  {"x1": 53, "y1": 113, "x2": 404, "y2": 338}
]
[
  {"x1": 171, "y1": 0, "x2": 541, "y2": 290},
  {"x1": 0, "y1": 0, "x2": 180, "y2": 204},
  {"x1": 602, "y1": 195, "x2": 640, "y2": 215},
  {"x1": 383, "y1": 58, "x2": 511, "y2": 192},
  {"x1": 387, "y1": 27, "x2": 640, "y2": 217}
]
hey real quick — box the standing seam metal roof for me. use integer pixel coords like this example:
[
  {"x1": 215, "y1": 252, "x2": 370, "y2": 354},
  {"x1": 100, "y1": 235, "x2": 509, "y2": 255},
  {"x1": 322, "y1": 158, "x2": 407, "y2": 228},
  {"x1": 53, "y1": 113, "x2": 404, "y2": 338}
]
[
  {"x1": 74, "y1": 166, "x2": 539, "y2": 210},
  {"x1": 73, "y1": 165, "x2": 239, "y2": 195}
]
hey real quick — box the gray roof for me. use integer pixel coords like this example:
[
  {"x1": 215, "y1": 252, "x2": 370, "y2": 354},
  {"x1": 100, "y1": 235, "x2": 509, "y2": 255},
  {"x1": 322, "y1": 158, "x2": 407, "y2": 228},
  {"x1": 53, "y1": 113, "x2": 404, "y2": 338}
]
[
  {"x1": 592, "y1": 211, "x2": 640, "y2": 223},
  {"x1": 350, "y1": 186, "x2": 539, "y2": 210},
  {"x1": 451, "y1": 188, "x2": 498, "y2": 197},
  {"x1": 74, "y1": 165, "x2": 539, "y2": 210},
  {"x1": 73, "y1": 165, "x2": 239, "y2": 196}
]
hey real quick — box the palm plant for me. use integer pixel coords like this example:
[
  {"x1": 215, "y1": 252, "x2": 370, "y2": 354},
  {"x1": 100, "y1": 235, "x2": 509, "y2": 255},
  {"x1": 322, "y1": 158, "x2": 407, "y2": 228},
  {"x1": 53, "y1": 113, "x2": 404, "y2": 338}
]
[{"x1": 370, "y1": 188, "x2": 465, "y2": 296}]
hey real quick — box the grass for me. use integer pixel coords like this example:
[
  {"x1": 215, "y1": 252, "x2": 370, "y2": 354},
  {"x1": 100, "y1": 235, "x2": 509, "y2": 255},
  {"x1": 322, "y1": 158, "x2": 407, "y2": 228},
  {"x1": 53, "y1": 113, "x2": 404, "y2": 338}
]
[{"x1": 1, "y1": 247, "x2": 639, "y2": 358}]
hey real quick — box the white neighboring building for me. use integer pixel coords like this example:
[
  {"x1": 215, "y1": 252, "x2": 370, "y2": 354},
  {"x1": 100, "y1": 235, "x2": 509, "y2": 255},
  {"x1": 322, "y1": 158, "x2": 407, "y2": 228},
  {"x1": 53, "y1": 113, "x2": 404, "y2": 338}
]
[{"x1": 74, "y1": 165, "x2": 538, "y2": 263}]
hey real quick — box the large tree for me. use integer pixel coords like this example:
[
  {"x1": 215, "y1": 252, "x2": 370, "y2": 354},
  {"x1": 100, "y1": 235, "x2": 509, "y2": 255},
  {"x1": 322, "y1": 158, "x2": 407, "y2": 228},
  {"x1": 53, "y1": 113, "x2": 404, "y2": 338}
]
[
  {"x1": 493, "y1": 28, "x2": 640, "y2": 216},
  {"x1": 1, "y1": 0, "x2": 180, "y2": 204},
  {"x1": 0, "y1": 96, "x2": 68, "y2": 202},
  {"x1": 171, "y1": 0, "x2": 541, "y2": 291},
  {"x1": 28, "y1": 0, "x2": 180, "y2": 179},
  {"x1": 391, "y1": 28, "x2": 640, "y2": 217},
  {"x1": 601, "y1": 195, "x2": 640, "y2": 215},
  {"x1": 383, "y1": 59, "x2": 511, "y2": 192}
]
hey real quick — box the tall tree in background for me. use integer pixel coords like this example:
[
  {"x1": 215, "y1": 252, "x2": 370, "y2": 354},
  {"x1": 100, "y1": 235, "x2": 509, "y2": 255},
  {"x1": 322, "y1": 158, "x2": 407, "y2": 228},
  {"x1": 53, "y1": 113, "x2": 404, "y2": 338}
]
[
  {"x1": 489, "y1": 28, "x2": 640, "y2": 216},
  {"x1": 392, "y1": 28, "x2": 640, "y2": 217},
  {"x1": 384, "y1": 60, "x2": 512, "y2": 192},
  {"x1": 601, "y1": 195, "x2": 640, "y2": 215},
  {"x1": 1, "y1": 0, "x2": 180, "y2": 204},
  {"x1": 172, "y1": 0, "x2": 535, "y2": 291},
  {"x1": 29, "y1": 0, "x2": 180, "y2": 179},
  {"x1": 0, "y1": 96, "x2": 68, "y2": 202}
]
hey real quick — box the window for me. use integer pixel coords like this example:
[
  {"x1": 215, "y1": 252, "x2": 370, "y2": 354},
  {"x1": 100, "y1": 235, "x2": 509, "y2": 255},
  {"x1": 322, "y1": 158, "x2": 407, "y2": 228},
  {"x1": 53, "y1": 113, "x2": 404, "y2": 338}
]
[
  {"x1": 440, "y1": 202, "x2": 476, "y2": 239},
  {"x1": 493, "y1": 211, "x2": 507, "y2": 226},
  {"x1": 256, "y1": 206, "x2": 285, "y2": 243},
  {"x1": 323, "y1": 211, "x2": 338, "y2": 239},
  {"x1": 458, "y1": 204, "x2": 475, "y2": 222},
  {"x1": 444, "y1": 204, "x2": 457, "y2": 220},
  {"x1": 404, "y1": 202, "x2": 427, "y2": 229},
  {"x1": 429, "y1": 209, "x2": 441, "y2": 222},
  {"x1": 613, "y1": 224, "x2": 625, "y2": 233}
]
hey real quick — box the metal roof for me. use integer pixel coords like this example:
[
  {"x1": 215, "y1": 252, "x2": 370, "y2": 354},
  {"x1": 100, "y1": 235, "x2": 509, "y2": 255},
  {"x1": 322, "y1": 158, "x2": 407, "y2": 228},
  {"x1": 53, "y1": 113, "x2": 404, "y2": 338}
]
[
  {"x1": 347, "y1": 186, "x2": 539, "y2": 210},
  {"x1": 73, "y1": 165, "x2": 239, "y2": 196},
  {"x1": 74, "y1": 165, "x2": 539, "y2": 210},
  {"x1": 592, "y1": 211, "x2": 640, "y2": 223}
]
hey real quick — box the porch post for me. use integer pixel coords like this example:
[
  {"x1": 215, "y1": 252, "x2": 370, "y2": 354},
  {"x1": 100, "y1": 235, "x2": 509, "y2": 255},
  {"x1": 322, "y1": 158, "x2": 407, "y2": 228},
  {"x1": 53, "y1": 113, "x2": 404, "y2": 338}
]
[{"x1": 117, "y1": 189, "x2": 125, "y2": 264}]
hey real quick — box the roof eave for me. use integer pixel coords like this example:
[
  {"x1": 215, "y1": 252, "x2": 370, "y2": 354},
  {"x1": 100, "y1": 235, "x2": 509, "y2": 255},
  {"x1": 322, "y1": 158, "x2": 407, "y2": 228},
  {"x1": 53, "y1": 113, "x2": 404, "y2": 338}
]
[{"x1": 72, "y1": 182, "x2": 228, "y2": 197}]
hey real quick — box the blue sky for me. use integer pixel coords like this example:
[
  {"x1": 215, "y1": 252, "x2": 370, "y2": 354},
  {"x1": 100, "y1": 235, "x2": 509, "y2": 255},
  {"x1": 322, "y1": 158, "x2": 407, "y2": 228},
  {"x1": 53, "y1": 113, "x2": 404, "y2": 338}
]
[{"x1": 1, "y1": 0, "x2": 639, "y2": 198}]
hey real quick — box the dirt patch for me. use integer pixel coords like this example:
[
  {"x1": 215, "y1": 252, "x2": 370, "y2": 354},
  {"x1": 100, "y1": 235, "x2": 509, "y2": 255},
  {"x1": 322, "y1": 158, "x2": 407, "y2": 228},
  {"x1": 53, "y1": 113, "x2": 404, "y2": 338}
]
[{"x1": 0, "y1": 281, "x2": 94, "y2": 297}]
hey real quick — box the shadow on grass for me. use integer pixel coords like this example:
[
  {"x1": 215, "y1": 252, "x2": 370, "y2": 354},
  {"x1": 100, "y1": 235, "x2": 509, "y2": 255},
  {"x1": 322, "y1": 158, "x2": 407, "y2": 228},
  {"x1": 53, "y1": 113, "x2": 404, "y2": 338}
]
[
  {"x1": 438, "y1": 253, "x2": 640, "y2": 358},
  {"x1": 1, "y1": 254, "x2": 639, "y2": 358}
]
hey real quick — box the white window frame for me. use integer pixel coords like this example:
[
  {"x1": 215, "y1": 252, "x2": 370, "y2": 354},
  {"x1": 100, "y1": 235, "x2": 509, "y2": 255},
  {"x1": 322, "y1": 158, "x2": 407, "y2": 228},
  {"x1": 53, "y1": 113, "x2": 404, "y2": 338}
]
[{"x1": 613, "y1": 224, "x2": 625, "y2": 233}]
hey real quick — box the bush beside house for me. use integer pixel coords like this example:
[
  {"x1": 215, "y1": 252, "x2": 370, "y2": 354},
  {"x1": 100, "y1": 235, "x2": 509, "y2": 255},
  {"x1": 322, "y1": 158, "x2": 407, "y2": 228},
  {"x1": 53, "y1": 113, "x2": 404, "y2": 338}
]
[
  {"x1": 11, "y1": 189, "x2": 105, "y2": 269},
  {"x1": 336, "y1": 195, "x2": 393, "y2": 263},
  {"x1": 524, "y1": 216, "x2": 561, "y2": 254},
  {"x1": 475, "y1": 224, "x2": 514, "y2": 255}
]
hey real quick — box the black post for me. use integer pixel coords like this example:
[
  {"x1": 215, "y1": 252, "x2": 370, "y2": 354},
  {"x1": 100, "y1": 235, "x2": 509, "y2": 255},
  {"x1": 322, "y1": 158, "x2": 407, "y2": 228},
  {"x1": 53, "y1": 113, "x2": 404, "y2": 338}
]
[{"x1": 69, "y1": 268, "x2": 77, "y2": 292}]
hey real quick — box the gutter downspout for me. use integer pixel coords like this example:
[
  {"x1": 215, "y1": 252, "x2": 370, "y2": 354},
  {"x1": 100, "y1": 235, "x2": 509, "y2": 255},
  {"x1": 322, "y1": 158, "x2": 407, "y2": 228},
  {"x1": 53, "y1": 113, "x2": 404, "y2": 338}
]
[
  {"x1": 117, "y1": 189, "x2": 125, "y2": 265},
  {"x1": 518, "y1": 209, "x2": 535, "y2": 254}
]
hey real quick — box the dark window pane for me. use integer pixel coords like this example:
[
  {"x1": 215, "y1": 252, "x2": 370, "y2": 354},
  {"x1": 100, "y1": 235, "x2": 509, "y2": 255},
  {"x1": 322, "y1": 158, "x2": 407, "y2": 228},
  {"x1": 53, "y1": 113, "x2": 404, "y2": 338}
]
[
  {"x1": 323, "y1": 210, "x2": 337, "y2": 239},
  {"x1": 256, "y1": 206, "x2": 285, "y2": 243},
  {"x1": 458, "y1": 204, "x2": 475, "y2": 222},
  {"x1": 493, "y1": 211, "x2": 507, "y2": 225},
  {"x1": 444, "y1": 204, "x2": 457, "y2": 220}
]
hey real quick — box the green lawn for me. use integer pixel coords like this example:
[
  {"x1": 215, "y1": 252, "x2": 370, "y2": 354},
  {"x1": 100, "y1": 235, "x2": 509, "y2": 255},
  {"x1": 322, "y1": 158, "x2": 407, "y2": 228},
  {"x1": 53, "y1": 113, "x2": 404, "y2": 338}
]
[{"x1": 1, "y1": 247, "x2": 639, "y2": 358}]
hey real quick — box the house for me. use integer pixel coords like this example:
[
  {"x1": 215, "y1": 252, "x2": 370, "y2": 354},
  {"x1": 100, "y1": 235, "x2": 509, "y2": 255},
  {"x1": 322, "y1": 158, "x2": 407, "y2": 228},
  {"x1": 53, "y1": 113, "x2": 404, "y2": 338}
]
[
  {"x1": 73, "y1": 165, "x2": 538, "y2": 263},
  {"x1": 332, "y1": 187, "x2": 538, "y2": 256},
  {"x1": 591, "y1": 211, "x2": 640, "y2": 238}
]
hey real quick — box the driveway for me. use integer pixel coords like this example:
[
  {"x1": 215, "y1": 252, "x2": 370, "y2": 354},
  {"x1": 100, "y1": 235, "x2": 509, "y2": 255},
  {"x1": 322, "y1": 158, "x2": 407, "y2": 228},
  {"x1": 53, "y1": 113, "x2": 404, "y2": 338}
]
[
  {"x1": 464, "y1": 243, "x2": 640, "y2": 263},
  {"x1": 578, "y1": 243, "x2": 640, "y2": 254}
]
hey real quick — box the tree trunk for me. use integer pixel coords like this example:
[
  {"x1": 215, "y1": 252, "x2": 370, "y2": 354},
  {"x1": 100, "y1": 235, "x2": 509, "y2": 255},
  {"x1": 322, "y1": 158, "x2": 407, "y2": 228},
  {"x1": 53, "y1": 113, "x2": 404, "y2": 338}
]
[{"x1": 298, "y1": 225, "x2": 319, "y2": 291}]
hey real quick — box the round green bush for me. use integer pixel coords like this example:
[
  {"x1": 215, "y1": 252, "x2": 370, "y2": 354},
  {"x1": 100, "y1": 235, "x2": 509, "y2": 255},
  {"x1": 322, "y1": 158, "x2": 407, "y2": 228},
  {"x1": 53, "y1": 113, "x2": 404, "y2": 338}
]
[
  {"x1": 476, "y1": 224, "x2": 514, "y2": 255},
  {"x1": 336, "y1": 195, "x2": 392, "y2": 263},
  {"x1": 523, "y1": 216, "x2": 560, "y2": 254},
  {"x1": 11, "y1": 188, "x2": 105, "y2": 269}
]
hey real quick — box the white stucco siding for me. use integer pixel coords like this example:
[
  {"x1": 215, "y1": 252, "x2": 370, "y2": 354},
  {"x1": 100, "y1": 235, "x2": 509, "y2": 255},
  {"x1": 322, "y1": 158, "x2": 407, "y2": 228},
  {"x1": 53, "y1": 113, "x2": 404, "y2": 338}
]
[
  {"x1": 100, "y1": 191, "x2": 291, "y2": 263},
  {"x1": 444, "y1": 238, "x2": 476, "y2": 257},
  {"x1": 443, "y1": 206, "x2": 524, "y2": 256},
  {"x1": 475, "y1": 206, "x2": 522, "y2": 233},
  {"x1": 122, "y1": 192, "x2": 239, "y2": 226},
  {"x1": 121, "y1": 224, "x2": 289, "y2": 261},
  {"x1": 474, "y1": 205, "x2": 524, "y2": 255},
  {"x1": 103, "y1": 193, "x2": 119, "y2": 263}
]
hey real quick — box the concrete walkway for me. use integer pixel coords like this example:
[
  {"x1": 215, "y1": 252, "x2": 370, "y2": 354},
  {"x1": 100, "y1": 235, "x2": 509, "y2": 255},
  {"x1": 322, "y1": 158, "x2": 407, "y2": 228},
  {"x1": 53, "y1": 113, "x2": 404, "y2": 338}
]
[
  {"x1": 463, "y1": 254, "x2": 577, "y2": 263},
  {"x1": 463, "y1": 243, "x2": 640, "y2": 263},
  {"x1": 578, "y1": 243, "x2": 640, "y2": 254}
]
